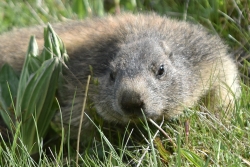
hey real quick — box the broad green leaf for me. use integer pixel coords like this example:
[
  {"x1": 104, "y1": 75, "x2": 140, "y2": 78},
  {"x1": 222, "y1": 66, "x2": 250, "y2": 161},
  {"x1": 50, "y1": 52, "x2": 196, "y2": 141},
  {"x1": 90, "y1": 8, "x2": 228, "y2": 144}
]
[
  {"x1": 14, "y1": 24, "x2": 68, "y2": 154},
  {"x1": 16, "y1": 36, "x2": 39, "y2": 116},
  {"x1": 19, "y1": 59, "x2": 59, "y2": 152},
  {"x1": 181, "y1": 148, "x2": 205, "y2": 167},
  {"x1": 0, "y1": 64, "x2": 19, "y2": 129}
]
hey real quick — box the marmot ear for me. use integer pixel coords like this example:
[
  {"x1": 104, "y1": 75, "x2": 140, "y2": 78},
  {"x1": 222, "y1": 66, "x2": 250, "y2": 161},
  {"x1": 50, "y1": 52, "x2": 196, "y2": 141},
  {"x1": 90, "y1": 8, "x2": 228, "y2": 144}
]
[{"x1": 160, "y1": 41, "x2": 173, "y2": 58}]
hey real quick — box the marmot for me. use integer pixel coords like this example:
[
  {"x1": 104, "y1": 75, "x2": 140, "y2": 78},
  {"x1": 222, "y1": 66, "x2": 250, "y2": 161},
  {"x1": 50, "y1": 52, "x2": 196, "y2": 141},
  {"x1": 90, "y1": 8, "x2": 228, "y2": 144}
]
[{"x1": 0, "y1": 13, "x2": 241, "y2": 137}]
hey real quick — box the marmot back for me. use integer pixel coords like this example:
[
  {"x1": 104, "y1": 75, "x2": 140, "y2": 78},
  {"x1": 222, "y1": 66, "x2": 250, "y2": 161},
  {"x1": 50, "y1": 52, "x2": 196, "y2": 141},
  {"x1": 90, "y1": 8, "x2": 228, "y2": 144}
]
[{"x1": 0, "y1": 13, "x2": 241, "y2": 137}]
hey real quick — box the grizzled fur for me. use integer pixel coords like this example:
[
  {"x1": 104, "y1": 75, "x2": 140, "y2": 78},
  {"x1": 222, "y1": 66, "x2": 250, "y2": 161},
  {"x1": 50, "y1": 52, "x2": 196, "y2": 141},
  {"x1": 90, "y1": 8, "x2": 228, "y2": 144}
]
[{"x1": 0, "y1": 13, "x2": 240, "y2": 137}]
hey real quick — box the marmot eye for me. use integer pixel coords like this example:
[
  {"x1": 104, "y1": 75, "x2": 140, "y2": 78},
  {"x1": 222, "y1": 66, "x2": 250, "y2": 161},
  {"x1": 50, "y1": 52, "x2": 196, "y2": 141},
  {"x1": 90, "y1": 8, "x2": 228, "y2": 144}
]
[{"x1": 157, "y1": 65, "x2": 165, "y2": 76}]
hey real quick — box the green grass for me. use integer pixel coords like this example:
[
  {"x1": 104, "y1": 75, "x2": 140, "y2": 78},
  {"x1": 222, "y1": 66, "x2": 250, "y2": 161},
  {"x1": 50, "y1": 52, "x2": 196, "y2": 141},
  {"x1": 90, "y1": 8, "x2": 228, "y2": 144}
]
[{"x1": 0, "y1": 0, "x2": 250, "y2": 166}]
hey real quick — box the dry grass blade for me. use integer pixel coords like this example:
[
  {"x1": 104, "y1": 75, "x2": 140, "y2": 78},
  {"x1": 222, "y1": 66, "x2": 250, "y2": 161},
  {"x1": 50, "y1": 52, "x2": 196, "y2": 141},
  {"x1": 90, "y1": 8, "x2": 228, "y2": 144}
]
[
  {"x1": 149, "y1": 118, "x2": 177, "y2": 148},
  {"x1": 76, "y1": 75, "x2": 91, "y2": 165}
]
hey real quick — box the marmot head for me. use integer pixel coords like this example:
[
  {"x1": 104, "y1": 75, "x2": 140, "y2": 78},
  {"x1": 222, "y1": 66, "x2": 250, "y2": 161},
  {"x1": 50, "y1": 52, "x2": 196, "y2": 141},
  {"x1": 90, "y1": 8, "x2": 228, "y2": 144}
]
[{"x1": 92, "y1": 38, "x2": 192, "y2": 123}]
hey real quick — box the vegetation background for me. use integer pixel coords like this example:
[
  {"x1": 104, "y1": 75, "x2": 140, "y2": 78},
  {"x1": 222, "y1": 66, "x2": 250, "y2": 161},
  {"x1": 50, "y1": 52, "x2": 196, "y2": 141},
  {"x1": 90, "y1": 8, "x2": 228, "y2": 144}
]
[{"x1": 0, "y1": 0, "x2": 249, "y2": 166}]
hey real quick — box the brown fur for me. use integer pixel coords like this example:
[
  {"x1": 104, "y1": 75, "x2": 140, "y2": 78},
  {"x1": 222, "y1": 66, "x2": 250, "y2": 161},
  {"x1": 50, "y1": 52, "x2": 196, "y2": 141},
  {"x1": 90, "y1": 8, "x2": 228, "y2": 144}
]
[{"x1": 0, "y1": 13, "x2": 241, "y2": 138}]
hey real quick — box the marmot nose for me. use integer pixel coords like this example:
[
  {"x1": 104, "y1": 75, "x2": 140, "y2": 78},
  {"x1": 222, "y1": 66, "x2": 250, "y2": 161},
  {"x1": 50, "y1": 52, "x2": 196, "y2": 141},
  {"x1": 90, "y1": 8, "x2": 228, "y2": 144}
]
[{"x1": 120, "y1": 90, "x2": 144, "y2": 115}]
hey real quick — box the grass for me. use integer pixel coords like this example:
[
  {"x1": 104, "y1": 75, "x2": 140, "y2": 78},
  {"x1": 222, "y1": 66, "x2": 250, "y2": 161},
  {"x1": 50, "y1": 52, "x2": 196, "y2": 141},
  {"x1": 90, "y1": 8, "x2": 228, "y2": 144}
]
[{"x1": 0, "y1": 0, "x2": 250, "y2": 166}]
